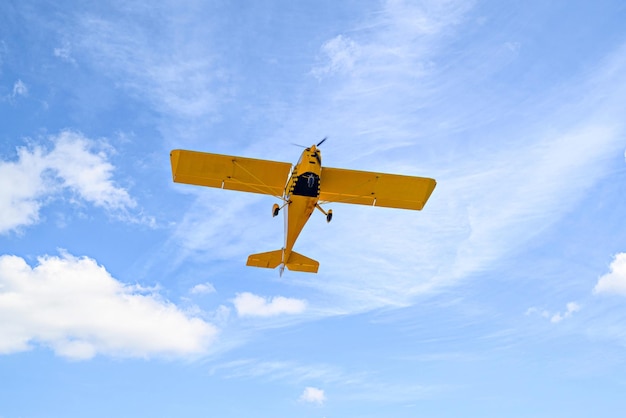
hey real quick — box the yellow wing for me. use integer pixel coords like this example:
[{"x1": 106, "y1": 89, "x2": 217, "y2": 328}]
[
  {"x1": 170, "y1": 149, "x2": 292, "y2": 196},
  {"x1": 319, "y1": 167, "x2": 436, "y2": 210}
]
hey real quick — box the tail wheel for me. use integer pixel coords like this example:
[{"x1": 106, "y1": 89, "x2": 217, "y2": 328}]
[
  {"x1": 326, "y1": 209, "x2": 333, "y2": 223},
  {"x1": 272, "y1": 203, "x2": 280, "y2": 217}
]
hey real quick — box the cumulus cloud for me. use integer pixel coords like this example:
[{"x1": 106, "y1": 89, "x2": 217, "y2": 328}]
[
  {"x1": 0, "y1": 252, "x2": 217, "y2": 359},
  {"x1": 526, "y1": 302, "x2": 581, "y2": 323},
  {"x1": 0, "y1": 130, "x2": 138, "y2": 234},
  {"x1": 549, "y1": 302, "x2": 581, "y2": 323},
  {"x1": 299, "y1": 386, "x2": 326, "y2": 405},
  {"x1": 0, "y1": 146, "x2": 48, "y2": 233},
  {"x1": 45, "y1": 132, "x2": 135, "y2": 210},
  {"x1": 190, "y1": 282, "x2": 216, "y2": 295},
  {"x1": 233, "y1": 292, "x2": 306, "y2": 317},
  {"x1": 594, "y1": 253, "x2": 626, "y2": 296}
]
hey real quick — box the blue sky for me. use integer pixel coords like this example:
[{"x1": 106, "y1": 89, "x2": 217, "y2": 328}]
[{"x1": 1, "y1": 0, "x2": 626, "y2": 416}]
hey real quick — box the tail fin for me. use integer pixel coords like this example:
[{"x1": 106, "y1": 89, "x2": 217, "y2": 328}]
[{"x1": 246, "y1": 249, "x2": 319, "y2": 273}]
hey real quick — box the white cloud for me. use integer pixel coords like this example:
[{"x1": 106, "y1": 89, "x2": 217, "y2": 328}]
[
  {"x1": 190, "y1": 282, "x2": 216, "y2": 295},
  {"x1": 53, "y1": 42, "x2": 76, "y2": 64},
  {"x1": 526, "y1": 302, "x2": 581, "y2": 324},
  {"x1": 549, "y1": 302, "x2": 581, "y2": 323},
  {"x1": 312, "y1": 35, "x2": 361, "y2": 78},
  {"x1": 0, "y1": 130, "x2": 138, "y2": 234},
  {"x1": 0, "y1": 252, "x2": 217, "y2": 359},
  {"x1": 0, "y1": 146, "x2": 48, "y2": 233},
  {"x1": 299, "y1": 386, "x2": 326, "y2": 405},
  {"x1": 233, "y1": 292, "x2": 306, "y2": 317},
  {"x1": 594, "y1": 253, "x2": 626, "y2": 296},
  {"x1": 45, "y1": 131, "x2": 135, "y2": 210},
  {"x1": 12, "y1": 79, "x2": 28, "y2": 98}
]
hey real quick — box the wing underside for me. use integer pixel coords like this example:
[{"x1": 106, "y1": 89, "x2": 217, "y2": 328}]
[
  {"x1": 319, "y1": 167, "x2": 436, "y2": 210},
  {"x1": 170, "y1": 149, "x2": 292, "y2": 196}
]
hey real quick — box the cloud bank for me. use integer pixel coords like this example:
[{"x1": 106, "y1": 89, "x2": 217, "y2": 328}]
[{"x1": 0, "y1": 252, "x2": 217, "y2": 359}]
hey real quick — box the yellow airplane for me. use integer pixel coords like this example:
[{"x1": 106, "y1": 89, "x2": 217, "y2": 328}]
[{"x1": 170, "y1": 139, "x2": 436, "y2": 274}]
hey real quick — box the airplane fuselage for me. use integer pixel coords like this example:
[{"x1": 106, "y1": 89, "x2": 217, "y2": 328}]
[{"x1": 282, "y1": 145, "x2": 323, "y2": 261}]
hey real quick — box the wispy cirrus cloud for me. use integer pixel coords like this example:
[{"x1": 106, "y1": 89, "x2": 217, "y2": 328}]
[
  {"x1": 211, "y1": 357, "x2": 440, "y2": 403},
  {"x1": 56, "y1": 1, "x2": 229, "y2": 144},
  {"x1": 312, "y1": 35, "x2": 361, "y2": 79},
  {"x1": 163, "y1": 0, "x2": 626, "y2": 318},
  {"x1": 291, "y1": 22, "x2": 626, "y2": 311},
  {"x1": 0, "y1": 130, "x2": 145, "y2": 234},
  {"x1": 210, "y1": 358, "x2": 345, "y2": 383},
  {"x1": 0, "y1": 252, "x2": 217, "y2": 359}
]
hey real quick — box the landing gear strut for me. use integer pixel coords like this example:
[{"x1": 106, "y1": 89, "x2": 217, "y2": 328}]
[{"x1": 315, "y1": 204, "x2": 333, "y2": 223}]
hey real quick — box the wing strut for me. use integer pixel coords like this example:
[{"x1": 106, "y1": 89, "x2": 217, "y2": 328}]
[{"x1": 229, "y1": 159, "x2": 288, "y2": 200}]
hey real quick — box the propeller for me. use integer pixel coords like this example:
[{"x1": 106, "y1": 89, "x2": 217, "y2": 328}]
[{"x1": 291, "y1": 137, "x2": 328, "y2": 149}]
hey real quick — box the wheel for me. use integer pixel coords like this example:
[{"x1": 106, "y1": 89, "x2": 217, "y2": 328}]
[
  {"x1": 326, "y1": 210, "x2": 333, "y2": 223},
  {"x1": 272, "y1": 203, "x2": 280, "y2": 217}
]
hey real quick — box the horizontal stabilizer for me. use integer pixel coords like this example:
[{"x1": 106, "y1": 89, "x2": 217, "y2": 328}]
[
  {"x1": 286, "y1": 251, "x2": 319, "y2": 273},
  {"x1": 246, "y1": 250, "x2": 283, "y2": 269},
  {"x1": 246, "y1": 250, "x2": 319, "y2": 273}
]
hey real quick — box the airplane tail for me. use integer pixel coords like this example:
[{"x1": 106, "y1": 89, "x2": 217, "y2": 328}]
[
  {"x1": 285, "y1": 251, "x2": 319, "y2": 273},
  {"x1": 246, "y1": 249, "x2": 319, "y2": 274},
  {"x1": 247, "y1": 250, "x2": 283, "y2": 269}
]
